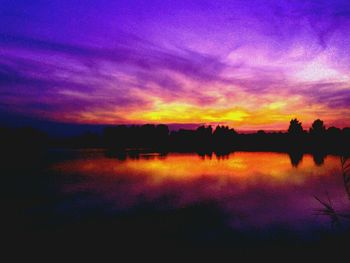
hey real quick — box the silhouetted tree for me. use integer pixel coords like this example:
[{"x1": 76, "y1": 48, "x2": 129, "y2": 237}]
[
  {"x1": 155, "y1": 124, "x2": 169, "y2": 149},
  {"x1": 309, "y1": 119, "x2": 326, "y2": 136},
  {"x1": 213, "y1": 125, "x2": 237, "y2": 153},
  {"x1": 195, "y1": 125, "x2": 213, "y2": 152},
  {"x1": 97, "y1": 121, "x2": 350, "y2": 154},
  {"x1": 327, "y1": 126, "x2": 341, "y2": 136},
  {"x1": 288, "y1": 118, "x2": 304, "y2": 135},
  {"x1": 343, "y1": 127, "x2": 350, "y2": 137}
]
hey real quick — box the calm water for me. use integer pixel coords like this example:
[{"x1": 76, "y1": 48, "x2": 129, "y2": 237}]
[{"x1": 48, "y1": 150, "x2": 350, "y2": 246}]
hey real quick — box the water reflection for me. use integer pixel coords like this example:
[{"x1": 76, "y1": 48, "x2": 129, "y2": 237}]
[
  {"x1": 288, "y1": 151, "x2": 304, "y2": 167},
  {"x1": 106, "y1": 150, "x2": 328, "y2": 167},
  {"x1": 313, "y1": 152, "x2": 326, "y2": 166},
  {"x1": 52, "y1": 151, "x2": 350, "y2": 235}
]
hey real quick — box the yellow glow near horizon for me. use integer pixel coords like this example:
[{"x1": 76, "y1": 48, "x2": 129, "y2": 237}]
[
  {"x1": 55, "y1": 81, "x2": 350, "y2": 130},
  {"x1": 66, "y1": 97, "x2": 350, "y2": 130},
  {"x1": 128, "y1": 101, "x2": 250, "y2": 123}
]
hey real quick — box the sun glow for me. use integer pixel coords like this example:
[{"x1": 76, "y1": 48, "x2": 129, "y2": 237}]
[{"x1": 127, "y1": 101, "x2": 250, "y2": 124}]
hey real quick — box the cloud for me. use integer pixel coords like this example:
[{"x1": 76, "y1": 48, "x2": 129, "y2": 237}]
[
  {"x1": 299, "y1": 82, "x2": 350, "y2": 109},
  {"x1": 1, "y1": 0, "x2": 350, "y2": 128},
  {"x1": 0, "y1": 33, "x2": 233, "y2": 83},
  {"x1": 0, "y1": 32, "x2": 243, "y2": 123}
]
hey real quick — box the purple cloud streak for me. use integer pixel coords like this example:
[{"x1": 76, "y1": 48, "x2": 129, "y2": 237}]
[{"x1": 0, "y1": 0, "x2": 350, "y2": 128}]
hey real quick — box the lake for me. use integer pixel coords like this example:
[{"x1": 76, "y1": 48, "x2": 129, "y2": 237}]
[{"x1": 5, "y1": 150, "x2": 350, "y2": 250}]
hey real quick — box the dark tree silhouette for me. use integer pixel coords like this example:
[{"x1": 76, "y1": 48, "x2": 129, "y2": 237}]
[
  {"x1": 65, "y1": 120, "x2": 350, "y2": 154},
  {"x1": 212, "y1": 125, "x2": 237, "y2": 154},
  {"x1": 309, "y1": 119, "x2": 326, "y2": 136},
  {"x1": 327, "y1": 126, "x2": 341, "y2": 136},
  {"x1": 196, "y1": 125, "x2": 213, "y2": 140},
  {"x1": 3, "y1": 117, "x2": 350, "y2": 156},
  {"x1": 288, "y1": 118, "x2": 304, "y2": 135}
]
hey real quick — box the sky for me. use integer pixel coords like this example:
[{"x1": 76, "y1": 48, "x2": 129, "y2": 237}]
[{"x1": 1, "y1": 0, "x2": 350, "y2": 131}]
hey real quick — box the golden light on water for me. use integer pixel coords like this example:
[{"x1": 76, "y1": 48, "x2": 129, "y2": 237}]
[
  {"x1": 51, "y1": 151, "x2": 349, "y2": 229},
  {"x1": 54, "y1": 152, "x2": 339, "y2": 184}
]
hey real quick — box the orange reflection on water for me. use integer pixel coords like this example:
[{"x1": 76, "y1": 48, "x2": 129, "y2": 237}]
[
  {"x1": 54, "y1": 152, "x2": 339, "y2": 185},
  {"x1": 52, "y1": 151, "x2": 349, "y2": 230}
]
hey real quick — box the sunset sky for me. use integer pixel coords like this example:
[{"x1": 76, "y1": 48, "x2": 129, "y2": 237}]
[{"x1": 1, "y1": 0, "x2": 350, "y2": 130}]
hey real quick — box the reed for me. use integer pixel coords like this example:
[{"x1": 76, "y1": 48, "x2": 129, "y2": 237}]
[{"x1": 314, "y1": 156, "x2": 350, "y2": 226}]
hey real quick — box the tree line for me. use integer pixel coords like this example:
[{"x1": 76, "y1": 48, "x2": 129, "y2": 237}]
[
  {"x1": 102, "y1": 119, "x2": 350, "y2": 155},
  {"x1": 1, "y1": 118, "x2": 350, "y2": 156}
]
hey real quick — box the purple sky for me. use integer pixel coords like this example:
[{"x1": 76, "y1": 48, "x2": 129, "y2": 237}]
[{"x1": 1, "y1": 0, "x2": 350, "y2": 130}]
